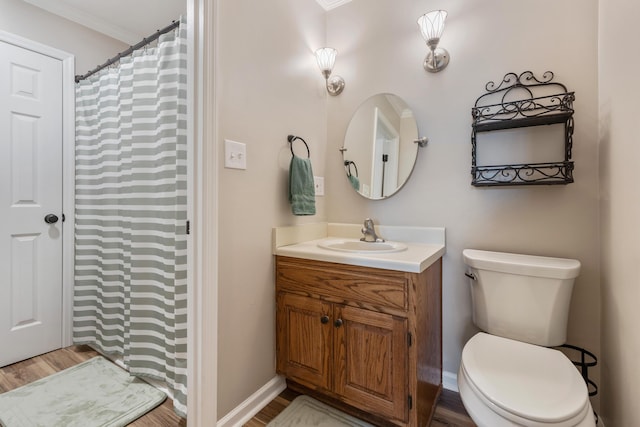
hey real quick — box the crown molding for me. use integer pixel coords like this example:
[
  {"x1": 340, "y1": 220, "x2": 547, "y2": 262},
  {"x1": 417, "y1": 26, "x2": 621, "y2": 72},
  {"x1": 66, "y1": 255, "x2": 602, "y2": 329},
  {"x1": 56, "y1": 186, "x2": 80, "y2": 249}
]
[
  {"x1": 21, "y1": 0, "x2": 141, "y2": 44},
  {"x1": 314, "y1": 0, "x2": 352, "y2": 11}
]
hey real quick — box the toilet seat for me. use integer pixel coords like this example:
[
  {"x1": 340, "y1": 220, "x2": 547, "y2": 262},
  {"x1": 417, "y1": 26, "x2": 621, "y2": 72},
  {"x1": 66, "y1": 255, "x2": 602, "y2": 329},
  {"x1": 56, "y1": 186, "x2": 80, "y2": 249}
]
[{"x1": 459, "y1": 333, "x2": 594, "y2": 426}]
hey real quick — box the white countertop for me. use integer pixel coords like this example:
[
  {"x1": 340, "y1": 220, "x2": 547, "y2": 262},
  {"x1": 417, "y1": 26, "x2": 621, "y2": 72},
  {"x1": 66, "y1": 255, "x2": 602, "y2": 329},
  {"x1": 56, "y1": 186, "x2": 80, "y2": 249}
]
[{"x1": 273, "y1": 223, "x2": 446, "y2": 273}]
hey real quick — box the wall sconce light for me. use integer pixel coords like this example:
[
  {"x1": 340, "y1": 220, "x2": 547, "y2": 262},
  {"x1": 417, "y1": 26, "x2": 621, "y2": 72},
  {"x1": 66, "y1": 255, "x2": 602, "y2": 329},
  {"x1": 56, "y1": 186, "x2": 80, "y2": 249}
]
[
  {"x1": 315, "y1": 47, "x2": 345, "y2": 96},
  {"x1": 417, "y1": 10, "x2": 449, "y2": 73}
]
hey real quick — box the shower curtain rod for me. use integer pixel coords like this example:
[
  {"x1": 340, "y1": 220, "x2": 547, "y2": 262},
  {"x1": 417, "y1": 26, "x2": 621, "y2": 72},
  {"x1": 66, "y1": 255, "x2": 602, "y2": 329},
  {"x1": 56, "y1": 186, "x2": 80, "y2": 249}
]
[{"x1": 75, "y1": 19, "x2": 180, "y2": 83}]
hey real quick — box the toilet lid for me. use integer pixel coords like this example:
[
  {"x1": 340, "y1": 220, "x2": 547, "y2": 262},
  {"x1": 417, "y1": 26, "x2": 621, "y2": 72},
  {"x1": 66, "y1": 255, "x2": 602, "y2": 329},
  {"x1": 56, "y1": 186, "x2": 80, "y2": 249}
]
[{"x1": 461, "y1": 333, "x2": 589, "y2": 423}]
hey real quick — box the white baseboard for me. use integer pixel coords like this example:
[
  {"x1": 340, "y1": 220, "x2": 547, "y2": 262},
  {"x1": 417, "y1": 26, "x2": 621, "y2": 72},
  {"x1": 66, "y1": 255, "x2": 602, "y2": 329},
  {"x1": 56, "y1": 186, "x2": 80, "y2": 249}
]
[
  {"x1": 217, "y1": 375, "x2": 287, "y2": 427},
  {"x1": 443, "y1": 370, "x2": 459, "y2": 392}
]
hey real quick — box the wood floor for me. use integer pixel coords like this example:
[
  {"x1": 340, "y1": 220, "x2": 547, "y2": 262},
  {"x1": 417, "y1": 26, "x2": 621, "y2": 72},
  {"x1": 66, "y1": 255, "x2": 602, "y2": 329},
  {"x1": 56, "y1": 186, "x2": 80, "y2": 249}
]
[
  {"x1": 0, "y1": 345, "x2": 186, "y2": 427},
  {"x1": 0, "y1": 345, "x2": 475, "y2": 427},
  {"x1": 244, "y1": 387, "x2": 476, "y2": 427}
]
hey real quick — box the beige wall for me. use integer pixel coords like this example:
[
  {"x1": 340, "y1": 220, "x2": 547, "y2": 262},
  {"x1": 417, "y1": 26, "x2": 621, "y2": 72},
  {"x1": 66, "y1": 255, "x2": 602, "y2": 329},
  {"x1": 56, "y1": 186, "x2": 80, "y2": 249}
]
[
  {"x1": 325, "y1": 0, "x2": 601, "y2": 410},
  {"x1": 599, "y1": 0, "x2": 640, "y2": 425},
  {"x1": 215, "y1": 0, "x2": 327, "y2": 417},
  {"x1": 0, "y1": 0, "x2": 126, "y2": 75}
]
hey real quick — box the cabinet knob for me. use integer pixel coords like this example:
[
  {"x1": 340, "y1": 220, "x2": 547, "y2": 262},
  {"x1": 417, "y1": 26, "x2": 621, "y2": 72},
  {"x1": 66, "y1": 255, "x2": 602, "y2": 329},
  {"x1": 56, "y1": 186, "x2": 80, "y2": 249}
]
[
  {"x1": 334, "y1": 319, "x2": 343, "y2": 328},
  {"x1": 320, "y1": 315, "x2": 329, "y2": 324}
]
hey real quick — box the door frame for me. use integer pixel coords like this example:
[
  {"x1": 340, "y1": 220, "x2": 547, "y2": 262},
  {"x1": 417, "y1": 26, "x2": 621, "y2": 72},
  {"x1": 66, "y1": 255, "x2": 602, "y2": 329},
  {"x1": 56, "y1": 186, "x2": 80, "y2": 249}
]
[
  {"x1": 189, "y1": 0, "x2": 218, "y2": 424},
  {"x1": 0, "y1": 30, "x2": 75, "y2": 348}
]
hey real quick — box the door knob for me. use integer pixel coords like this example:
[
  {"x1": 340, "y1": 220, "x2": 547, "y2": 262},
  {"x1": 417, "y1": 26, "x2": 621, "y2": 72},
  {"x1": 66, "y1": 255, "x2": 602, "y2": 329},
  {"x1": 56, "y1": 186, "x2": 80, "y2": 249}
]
[
  {"x1": 334, "y1": 319, "x2": 343, "y2": 328},
  {"x1": 320, "y1": 315, "x2": 329, "y2": 324},
  {"x1": 44, "y1": 214, "x2": 59, "y2": 224}
]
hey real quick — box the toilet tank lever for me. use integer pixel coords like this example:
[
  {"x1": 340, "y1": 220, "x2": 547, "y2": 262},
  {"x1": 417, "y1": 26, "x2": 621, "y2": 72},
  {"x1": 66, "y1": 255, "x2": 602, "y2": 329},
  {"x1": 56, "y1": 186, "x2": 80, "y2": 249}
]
[{"x1": 465, "y1": 272, "x2": 476, "y2": 280}]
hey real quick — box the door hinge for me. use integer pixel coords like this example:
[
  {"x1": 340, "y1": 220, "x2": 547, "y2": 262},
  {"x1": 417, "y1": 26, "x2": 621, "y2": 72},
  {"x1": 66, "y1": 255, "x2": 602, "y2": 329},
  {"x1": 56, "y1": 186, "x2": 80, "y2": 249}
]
[
  {"x1": 186, "y1": 220, "x2": 190, "y2": 235},
  {"x1": 407, "y1": 332, "x2": 412, "y2": 347},
  {"x1": 408, "y1": 395, "x2": 413, "y2": 410}
]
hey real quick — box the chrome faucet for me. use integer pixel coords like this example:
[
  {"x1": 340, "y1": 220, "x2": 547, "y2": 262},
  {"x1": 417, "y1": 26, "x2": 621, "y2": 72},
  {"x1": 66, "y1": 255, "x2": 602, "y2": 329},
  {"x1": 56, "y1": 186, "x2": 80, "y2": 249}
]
[{"x1": 360, "y1": 218, "x2": 385, "y2": 243}]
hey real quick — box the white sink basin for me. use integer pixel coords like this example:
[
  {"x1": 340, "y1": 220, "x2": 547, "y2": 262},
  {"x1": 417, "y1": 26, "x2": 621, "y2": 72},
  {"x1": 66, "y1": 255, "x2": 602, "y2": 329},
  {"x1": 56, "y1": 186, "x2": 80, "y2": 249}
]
[{"x1": 318, "y1": 238, "x2": 408, "y2": 254}]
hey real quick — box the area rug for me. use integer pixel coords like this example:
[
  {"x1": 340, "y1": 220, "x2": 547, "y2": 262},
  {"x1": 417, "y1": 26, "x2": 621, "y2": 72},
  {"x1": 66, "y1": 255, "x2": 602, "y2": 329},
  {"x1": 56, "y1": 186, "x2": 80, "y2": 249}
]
[
  {"x1": 267, "y1": 395, "x2": 374, "y2": 427},
  {"x1": 0, "y1": 356, "x2": 166, "y2": 427}
]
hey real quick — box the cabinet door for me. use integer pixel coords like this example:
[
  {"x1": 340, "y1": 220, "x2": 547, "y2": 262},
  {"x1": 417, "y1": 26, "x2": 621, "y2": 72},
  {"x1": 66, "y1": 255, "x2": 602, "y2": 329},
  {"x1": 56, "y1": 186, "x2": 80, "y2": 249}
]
[
  {"x1": 334, "y1": 305, "x2": 408, "y2": 422},
  {"x1": 276, "y1": 293, "x2": 332, "y2": 390}
]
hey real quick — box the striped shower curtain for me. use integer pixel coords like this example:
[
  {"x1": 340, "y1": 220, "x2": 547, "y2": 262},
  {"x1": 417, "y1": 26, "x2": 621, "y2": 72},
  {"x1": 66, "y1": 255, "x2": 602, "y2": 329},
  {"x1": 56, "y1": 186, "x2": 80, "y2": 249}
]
[{"x1": 73, "y1": 18, "x2": 188, "y2": 417}]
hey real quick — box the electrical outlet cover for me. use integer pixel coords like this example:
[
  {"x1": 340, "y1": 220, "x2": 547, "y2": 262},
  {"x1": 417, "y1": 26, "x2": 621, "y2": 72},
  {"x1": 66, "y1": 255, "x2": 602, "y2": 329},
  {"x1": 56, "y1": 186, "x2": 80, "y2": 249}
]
[{"x1": 314, "y1": 176, "x2": 324, "y2": 196}]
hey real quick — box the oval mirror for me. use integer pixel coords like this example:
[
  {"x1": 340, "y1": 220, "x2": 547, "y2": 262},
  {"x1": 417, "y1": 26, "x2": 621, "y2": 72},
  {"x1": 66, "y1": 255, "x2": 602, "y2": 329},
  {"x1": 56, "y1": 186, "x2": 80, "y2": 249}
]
[{"x1": 341, "y1": 93, "x2": 419, "y2": 199}]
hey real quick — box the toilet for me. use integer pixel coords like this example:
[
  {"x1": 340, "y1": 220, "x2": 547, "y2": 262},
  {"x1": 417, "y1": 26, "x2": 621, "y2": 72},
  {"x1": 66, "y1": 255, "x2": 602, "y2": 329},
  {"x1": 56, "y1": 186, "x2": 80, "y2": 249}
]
[{"x1": 458, "y1": 249, "x2": 596, "y2": 427}]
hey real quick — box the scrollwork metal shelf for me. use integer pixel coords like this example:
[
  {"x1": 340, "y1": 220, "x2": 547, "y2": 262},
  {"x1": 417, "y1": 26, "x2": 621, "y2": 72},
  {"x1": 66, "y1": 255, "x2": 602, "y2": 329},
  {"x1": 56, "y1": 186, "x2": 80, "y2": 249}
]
[{"x1": 471, "y1": 71, "x2": 575, "y2": 186}]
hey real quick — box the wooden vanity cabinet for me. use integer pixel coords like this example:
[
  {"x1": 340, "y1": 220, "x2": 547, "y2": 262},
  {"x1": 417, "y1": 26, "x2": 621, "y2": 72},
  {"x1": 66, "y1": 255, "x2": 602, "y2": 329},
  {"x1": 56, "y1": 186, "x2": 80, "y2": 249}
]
[{"x1": 275, "y1": 256, "x2": 442, "y2": 427}]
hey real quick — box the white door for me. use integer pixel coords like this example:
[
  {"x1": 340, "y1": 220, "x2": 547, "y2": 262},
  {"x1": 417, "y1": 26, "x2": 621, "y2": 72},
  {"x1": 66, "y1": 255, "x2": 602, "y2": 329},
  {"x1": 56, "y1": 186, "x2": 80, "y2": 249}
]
[
  {"x1": 0, "y1": 40, "x2": 63, "y2": 367},
  {"x1": 371, "y1": 108, "x2": 400, "y2": 199}
]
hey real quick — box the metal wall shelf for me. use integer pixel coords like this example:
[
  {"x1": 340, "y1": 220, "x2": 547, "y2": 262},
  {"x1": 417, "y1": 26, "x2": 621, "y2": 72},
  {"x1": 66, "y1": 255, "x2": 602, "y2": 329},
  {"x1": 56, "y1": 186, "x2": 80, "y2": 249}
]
[{"x1": 471, "y1": 71, "x2": 575, "y2": 187}]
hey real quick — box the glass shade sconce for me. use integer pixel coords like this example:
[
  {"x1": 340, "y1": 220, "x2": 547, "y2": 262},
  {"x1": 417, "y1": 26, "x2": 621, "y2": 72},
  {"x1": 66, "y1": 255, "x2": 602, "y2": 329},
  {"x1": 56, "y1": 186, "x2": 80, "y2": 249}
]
[
  {"x1": 417, "y1": 10, "x2": 449, "y2": 73},
  {"x1": 315, "y1": 47, "x2": 345, "y2": 96}
]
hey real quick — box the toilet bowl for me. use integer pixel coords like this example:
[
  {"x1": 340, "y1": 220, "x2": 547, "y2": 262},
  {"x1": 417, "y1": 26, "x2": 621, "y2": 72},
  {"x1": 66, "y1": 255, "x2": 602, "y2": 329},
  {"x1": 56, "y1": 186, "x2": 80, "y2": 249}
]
[
  {"x1": 458, "y1": 333, "x2": 595, "y2": 427},
  {"x1": 460, "y1": 249, "x2": 596, "y2": 427}
]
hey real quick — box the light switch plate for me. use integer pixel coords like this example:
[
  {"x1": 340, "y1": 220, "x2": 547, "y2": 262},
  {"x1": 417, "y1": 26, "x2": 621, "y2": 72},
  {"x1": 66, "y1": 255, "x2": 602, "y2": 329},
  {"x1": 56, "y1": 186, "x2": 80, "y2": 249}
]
[{"x1": 224, "y1": 139, "x2": 247, "y2": 170}]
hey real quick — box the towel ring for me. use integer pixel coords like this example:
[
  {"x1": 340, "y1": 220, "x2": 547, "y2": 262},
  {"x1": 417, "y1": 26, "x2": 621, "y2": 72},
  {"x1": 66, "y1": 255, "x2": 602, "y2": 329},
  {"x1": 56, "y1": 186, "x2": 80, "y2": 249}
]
[
  {"x1": 344, "y1": 160, "x2": 358, "y2": 177},
  {"x1": 287, "y1": 135, "x2": 310, "y2": 158}
]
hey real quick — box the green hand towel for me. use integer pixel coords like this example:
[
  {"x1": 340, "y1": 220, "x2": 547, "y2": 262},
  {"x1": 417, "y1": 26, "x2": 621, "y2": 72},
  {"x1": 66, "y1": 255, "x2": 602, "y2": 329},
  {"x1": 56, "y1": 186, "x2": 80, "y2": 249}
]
[
  {"x1": 348, "y1": 174, "x2": 360, "y2": 191},
  {"x1": 288, "y1": 155, "x2": 316, "y2": 215}
]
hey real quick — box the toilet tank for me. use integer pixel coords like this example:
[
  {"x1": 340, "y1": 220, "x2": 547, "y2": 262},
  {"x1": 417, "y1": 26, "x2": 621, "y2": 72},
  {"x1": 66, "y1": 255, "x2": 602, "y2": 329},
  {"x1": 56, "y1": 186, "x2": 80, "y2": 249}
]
[{"x1": 463, "y1": 249, "x2": 581, "y2": 347}]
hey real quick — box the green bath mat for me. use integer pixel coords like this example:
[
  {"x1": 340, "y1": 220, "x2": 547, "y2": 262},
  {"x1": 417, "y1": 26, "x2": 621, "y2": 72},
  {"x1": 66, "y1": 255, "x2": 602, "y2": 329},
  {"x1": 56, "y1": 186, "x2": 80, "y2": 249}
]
[
  {"x1": 0, "y1": 356, "x2": 166, "y2": 427},
  {"x1": 267, "y1": 395, "x2": 374, "y2": 427}
]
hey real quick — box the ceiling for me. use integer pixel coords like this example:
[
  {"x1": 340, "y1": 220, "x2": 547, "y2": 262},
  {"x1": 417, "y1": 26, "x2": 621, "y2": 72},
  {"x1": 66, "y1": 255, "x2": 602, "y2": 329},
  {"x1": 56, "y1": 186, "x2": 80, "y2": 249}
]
[
  {"x1": 22, "y1": 0, "x2": 186, "y2": 45},
  {"x1": 22, "y1": 0, "x2": 349, "y2": 45}
]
